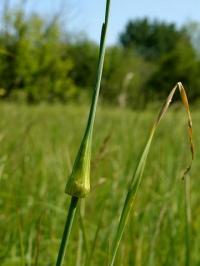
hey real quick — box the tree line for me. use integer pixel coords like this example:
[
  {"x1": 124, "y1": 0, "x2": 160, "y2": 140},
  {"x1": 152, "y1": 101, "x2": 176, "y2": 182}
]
[{"x1": 0, "y1": 4, "x2": 200, "y2": 107}]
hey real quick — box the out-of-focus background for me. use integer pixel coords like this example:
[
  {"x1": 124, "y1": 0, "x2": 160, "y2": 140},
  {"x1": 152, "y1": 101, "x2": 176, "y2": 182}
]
[
  {"x1": 0, "y1": 1, "x2": 200, "y2": 265},
  {"x1": 0, "y1": 0, "x2": 200, "y2": 105}
]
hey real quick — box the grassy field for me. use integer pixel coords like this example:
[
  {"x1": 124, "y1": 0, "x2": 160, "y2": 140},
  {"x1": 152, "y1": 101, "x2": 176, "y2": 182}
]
[{"x1": 0, "y1": 103, "x2": 199, "y2": 266}]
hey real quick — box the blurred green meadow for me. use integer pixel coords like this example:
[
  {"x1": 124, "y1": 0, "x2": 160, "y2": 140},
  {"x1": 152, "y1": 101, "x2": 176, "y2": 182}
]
[{"x1": 0, "y1": 103, "x2": 199, "y2": 266}]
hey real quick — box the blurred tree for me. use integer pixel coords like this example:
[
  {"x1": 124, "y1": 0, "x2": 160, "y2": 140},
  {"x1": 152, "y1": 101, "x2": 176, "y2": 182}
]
[
  {"x1": 68, "y1": 41, "x2": 99, "y2": 91},
  {"x1": 68, "y1": 42, "x2": 154, "y2": 108},
  {"x1": 119, "y1": 18, "x2": 190, "y2": 61},
  {"x1": 101, "y1": 47, "x2": 155, "y2": 108},
  {"x1": 147, "y1": 40, "x2": 200, "y2": 101},
  {"x1": 0, "y1": 5, "x2": 76, "y2": 102},
  {"x1": 184, "y1": 21, "x2": 200, "y2": 56}
]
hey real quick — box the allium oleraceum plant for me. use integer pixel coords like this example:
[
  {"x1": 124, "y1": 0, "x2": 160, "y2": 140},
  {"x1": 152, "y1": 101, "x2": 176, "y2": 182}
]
[{"x1": 55, "y1": 1, "x2": 111, "y2": 265}]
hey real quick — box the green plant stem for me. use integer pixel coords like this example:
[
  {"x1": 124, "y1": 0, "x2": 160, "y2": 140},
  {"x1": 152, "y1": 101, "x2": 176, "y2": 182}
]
[
  {"x1": 57, "y1": 1, "x2": 111, "y2": 264},
  {"x1": 76, "y1": 200, "x2": 85, "y2": 266},
  {"x1": 184, "y1": 175, "x2": 191, "y2": 266},
  {"x1": 56, "y1": 196, "x2": 79, "y2": 266},
  {"x1": 65, "y1": 0, "x2": 111, "y2": 198},
  {"x1": 83, "y1": 0, "x2": 111, "y2": 140}
]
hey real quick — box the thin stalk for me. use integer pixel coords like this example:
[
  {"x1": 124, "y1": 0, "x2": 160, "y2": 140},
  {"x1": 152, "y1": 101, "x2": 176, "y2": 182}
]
[
  {"x1": 58, "y1": 1, "x2": 111, "y2": 264},
  {"x1": 83, "y1": 0, "x2": 111, "y2": 140},
  {"x1": 76, "y1": 200, "x2": 86, "y2": 266},
  {"x1": 56, "y1": 197, "x2": 79, "y2": 266},
  {"x1": 86, "y1": 206, "x2": 105, "y2": 266},
  {"x1": 184, "y1": 175, "x2": 191, "y2": 266},
  {"x1": 19, "y1": 220, "x2": 26, "y2": 266},
  {"x1": 76, "y1": 225, "x2": 83, "y2": 266},
  {"x1": 78, "y1": 202, "x2": 89, "y2": 256},
  {"x1": 65, "y1": 0, "x2": 111, "y2": 198},
  {"x1": 110, "y1": 134, "x2": 154, "y2": 266}
]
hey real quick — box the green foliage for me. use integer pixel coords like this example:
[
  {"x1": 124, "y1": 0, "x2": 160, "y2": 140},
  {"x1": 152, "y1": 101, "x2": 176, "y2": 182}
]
[
  {"x1": 147, "y1": 40, "x2": 200, "y2": 101},
  {"x1": 119, "y1": 18, "x2": 200, "y2": 103},
  {"x1": 102, "y1": 47, "x2": 154, "y2": 107},
  {"x1": 119, "y1": 18, "x2": 190, "y2": 61},
  {"x1": 68, "y1": 41, "x2": 99, "y2": 91},
  {"x1": 0, "y1": 7, "x2": 76, "y2": 102},
  {"x1": 185, "y1": 22, "x2": 200, "y2": 56},
  {"x1": 0, "y1": 4, "x2": 200, "y2": 106}
]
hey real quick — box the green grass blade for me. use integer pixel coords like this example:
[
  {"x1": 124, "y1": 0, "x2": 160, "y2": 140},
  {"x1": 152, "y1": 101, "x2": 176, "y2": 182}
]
[{"x1": 110, "y1": 82, "x2": 194, "y2": 266}]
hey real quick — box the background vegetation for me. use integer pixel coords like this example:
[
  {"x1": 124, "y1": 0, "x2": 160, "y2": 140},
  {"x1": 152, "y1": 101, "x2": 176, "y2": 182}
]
[
  {"x1": 0, "y1": 104, "x2": 199, "y2": 265},
  {"x1": 0, "y1": 2, "x2": 200, "y2": 107}
]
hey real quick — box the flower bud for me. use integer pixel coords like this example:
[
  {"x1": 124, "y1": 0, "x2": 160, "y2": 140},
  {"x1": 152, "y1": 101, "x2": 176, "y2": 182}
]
[{"x1": 65, "y1": 137, "x2": 91, "y2": 198}]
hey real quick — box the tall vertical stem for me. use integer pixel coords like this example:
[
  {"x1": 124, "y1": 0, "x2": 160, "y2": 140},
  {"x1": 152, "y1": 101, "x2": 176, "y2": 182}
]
[
  {"x1": 56, "y1": 197, "x2": 79, "y2": 266},
  {"x1": 83, "y1": 0, "x2": 111, "y2": 140},
  {"x1": 184, "y1": 175, "x2": 191, "y2": 266},
  {"x1": 57, "y1": 0, "x2": 111, "y2": 264}
]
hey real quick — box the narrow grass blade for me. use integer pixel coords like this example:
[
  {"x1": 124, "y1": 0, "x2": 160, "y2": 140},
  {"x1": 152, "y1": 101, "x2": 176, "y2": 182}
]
[
  {"x1": 148, "y1": 206, "x2": 167, "y2": 266},
  {"x1": 110, "y1": 82, "x2": 194, "y2": 266},
  {"x1": 85, "y1": 206, "x2": 105, "y2": 266},
  {"x1": 76, "y1": 200, "x2": 87, "y2": 266}
]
